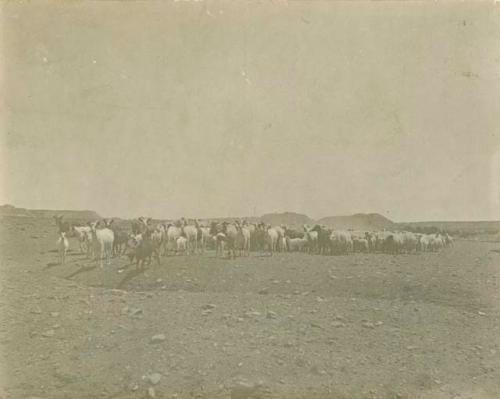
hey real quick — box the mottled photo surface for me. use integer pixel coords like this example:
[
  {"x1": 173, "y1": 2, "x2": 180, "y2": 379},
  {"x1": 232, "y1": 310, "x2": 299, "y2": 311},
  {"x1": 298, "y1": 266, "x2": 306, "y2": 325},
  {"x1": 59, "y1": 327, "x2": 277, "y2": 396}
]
[{"x1": 1, "y1": 1, "x2": 499, "y2": 399}]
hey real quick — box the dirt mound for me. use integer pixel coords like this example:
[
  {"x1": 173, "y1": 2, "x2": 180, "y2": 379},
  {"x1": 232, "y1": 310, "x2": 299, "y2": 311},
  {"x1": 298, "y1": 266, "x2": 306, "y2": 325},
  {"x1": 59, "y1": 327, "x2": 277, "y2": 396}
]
[{"x1": 260, "y1": 212, "x2": 315, "y2": 227}]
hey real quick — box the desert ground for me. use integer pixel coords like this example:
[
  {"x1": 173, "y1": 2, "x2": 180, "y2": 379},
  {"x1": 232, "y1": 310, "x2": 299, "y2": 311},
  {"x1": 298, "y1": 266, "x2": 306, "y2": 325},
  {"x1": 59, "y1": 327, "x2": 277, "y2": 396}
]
[{"x1": 1, "y1": 216, "x2": 500, "y2": 399}]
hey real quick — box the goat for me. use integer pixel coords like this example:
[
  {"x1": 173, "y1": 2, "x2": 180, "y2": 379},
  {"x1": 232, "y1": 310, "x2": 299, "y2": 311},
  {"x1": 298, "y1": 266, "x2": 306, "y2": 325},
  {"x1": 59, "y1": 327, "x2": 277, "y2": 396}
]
[
  {"x1": 89, "y1": 219, "x2": 115, "y2": 268},
  {"x1": 134, "y1": 230, "x2": 161, "y2": 270},
  {"x1": 57, "y1": 231, "x2": 69, "y2": 265}
]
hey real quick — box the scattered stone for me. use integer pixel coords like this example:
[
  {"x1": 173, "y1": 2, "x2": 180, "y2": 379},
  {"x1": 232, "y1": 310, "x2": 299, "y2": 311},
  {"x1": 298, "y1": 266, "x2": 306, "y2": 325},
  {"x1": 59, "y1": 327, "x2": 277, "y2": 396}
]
[
  {"x1": 147, "y1": 387, "x2": 156, "y2": 398},
  {"x1": 266, "y1": 311, "x2": 277, "y2": 319},
  {"x1": 478, "y1": 311, "x2": 487, "y2": 316},
  {"x1": 128, "y1": 382, "x2": 139, "y2": 391},
  {"x1": 50, "y1": 312, "x2": 60, "y2": 317},
  {"x1": 130, "y1": 308, "x2": 143, "y2": 317},
  {"x1": 151, "y1": 334, "x2": 166, "y2": 343},
  {"x1": 332, "y1": 321, "x2": 345, "y2": 328},
  {"x1": 41, "y1": 329, "x2": 55, "y2": 338},
  {"x1": 202, "y1": 304, "x2": 217, "y2": 310},
  {"x1": 244, "y1": 311, "x2": 261, "y2": 318},
  {"x1": 147, "y1": 373, "x2": 162, "y2": 385},
  {"x1": 156, "y1": 278, "x2": 163, "y2": 283},
  {"x1": 362, "y1": 322, "x2": 375, "y2": 329},
  {"x1": 258, "y1": 288, "x2": 269, "y2": 295},
  {"x1": 375, "y1": 321, "x2": 384, "y2": 326},
  {"x1": 30, "y1": 307, "x2": 42, "y2": 315}
]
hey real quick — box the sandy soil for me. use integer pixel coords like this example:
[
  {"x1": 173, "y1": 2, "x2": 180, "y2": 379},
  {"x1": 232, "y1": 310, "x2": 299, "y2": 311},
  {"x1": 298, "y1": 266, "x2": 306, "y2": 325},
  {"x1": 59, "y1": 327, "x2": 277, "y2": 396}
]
[{"x1": 1, "y1": 217, "x2": 500, "y2": 399}]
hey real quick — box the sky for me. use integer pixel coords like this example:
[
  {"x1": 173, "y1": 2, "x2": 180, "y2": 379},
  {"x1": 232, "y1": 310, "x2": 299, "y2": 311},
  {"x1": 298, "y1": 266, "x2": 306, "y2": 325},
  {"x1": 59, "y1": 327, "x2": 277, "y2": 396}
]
[{"x1": 1, "y1": 1, "x2": 500, "y2": 222}]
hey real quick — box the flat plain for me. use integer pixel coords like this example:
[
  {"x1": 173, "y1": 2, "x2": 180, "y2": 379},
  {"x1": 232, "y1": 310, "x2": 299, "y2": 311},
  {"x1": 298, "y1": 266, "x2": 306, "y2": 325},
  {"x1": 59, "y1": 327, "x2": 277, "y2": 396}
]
[{"x1": 1, "y1": 216, "x2": 499, "y2": 399}]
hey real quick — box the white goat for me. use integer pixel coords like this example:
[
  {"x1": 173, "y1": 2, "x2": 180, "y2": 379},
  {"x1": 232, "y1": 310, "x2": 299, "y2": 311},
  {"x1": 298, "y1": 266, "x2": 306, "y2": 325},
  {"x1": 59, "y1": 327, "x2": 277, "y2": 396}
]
[
  {"x1": 90, "y1": 219, "x2": 115, "y2": 268},
  {"x1": 57, "y1": 231, "x2": 69, "y2": 265}
]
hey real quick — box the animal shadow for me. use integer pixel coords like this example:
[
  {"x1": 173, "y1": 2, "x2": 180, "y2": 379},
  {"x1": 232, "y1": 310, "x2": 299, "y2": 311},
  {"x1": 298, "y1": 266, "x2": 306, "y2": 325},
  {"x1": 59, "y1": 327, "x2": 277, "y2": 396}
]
[
  {"x1": 64, "y1": 265, "x2": 97, "y2": 279},
  {"x1": 116, "y1": 268, "x2": 144, "y2": 289}
]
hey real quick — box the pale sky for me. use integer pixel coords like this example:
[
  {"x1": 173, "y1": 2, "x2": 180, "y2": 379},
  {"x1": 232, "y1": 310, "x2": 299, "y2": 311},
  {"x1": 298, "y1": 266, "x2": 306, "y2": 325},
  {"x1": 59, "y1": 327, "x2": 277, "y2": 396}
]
[{"x1": 1, "y1": 1, "x2": 500, "y2": 222}]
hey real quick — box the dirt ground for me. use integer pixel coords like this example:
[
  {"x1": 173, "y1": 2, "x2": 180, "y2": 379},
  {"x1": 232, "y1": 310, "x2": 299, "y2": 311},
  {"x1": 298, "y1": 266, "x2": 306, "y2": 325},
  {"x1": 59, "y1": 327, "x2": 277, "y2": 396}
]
[{"x1": 1, "y1": 217, "x2": 500, "y2": 399}]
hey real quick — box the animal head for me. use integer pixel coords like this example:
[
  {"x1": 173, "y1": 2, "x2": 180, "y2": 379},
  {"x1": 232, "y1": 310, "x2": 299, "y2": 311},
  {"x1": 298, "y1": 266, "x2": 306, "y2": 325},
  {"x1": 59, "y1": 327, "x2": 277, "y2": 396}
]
[
  {"x1": 102, "y1": 218, "x2": 114, "y2": 228},
  {"x1": 89, "y1": 221, "x2": 100, "y2": 232}
]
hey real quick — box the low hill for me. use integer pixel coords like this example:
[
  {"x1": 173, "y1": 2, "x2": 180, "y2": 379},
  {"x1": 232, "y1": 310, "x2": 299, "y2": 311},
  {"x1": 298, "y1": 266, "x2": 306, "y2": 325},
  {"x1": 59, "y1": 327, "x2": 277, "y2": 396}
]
[
  {"x1": 260, "y1": 212, "x2": 315, "y2": 227},
  {"x1": 317, "y1": 213, "x2": 395, "y2": 231},
  {"x1": 397, "y1": 220, "x2": 500, "y2": 235},
  {"x1": 0, "y1": 204, "x2": 100, "y2": 221}
]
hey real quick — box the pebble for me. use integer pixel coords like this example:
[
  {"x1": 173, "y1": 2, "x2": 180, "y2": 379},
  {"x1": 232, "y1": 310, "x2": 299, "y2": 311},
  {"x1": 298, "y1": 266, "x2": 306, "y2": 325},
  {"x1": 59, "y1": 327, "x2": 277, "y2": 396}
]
[
  {"x1": 147, "y1": 373, "x2": 162, "y2": 385},
  {"x1": 202, "y1": 304, "x2": 217, "y2": 310},
  {"x1": 130, "y1": 308, "x2": 143, "y2": 317},
  {"x1": 245, "y1": 311, "x2": 261, "y2": 318},
  {"x1": 147, "y1": 387, "x2": 156, "y2": 398},
  {"x1": 41, "y1": 329, "x2": 55, "y2": 338},
  {"x1": 362, "y1": 322, "x2": 375, "y2": 329},
  {"x1": 151, "y1": 334, "x2": 166, "y2": 343},
  {"x1": 266, "y1": 311, "x2": 277, "y2": 319},
  {"x1": 332, "y1": 321, "x2": 345, "y2": 328}
]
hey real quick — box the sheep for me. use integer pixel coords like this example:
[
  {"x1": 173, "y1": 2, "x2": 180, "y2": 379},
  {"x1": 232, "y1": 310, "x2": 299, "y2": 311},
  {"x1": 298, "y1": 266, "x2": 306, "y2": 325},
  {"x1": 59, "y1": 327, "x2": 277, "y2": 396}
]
[
  {"x1": 134, "y1": 230, "x2": 161, "y2": 270},
  {"x1": 176, "y1": 236, "x2": 188, "y2": 255},
  {"x1": 181, "y1": 218, "x2": 198, "y2": 255},
  {"x1": 286, "y1": 237, "x2": 308, "y2": 252},
  {"x1": 57, "y1": 231, "x2": 69, "y2": 265},
  {"x1": 235, "y1": 221, "x2": 251, "y2": 256},
  {"x1": 266, "y1": 225, "x2": 279, "y2": 256},
  {"x1": 89, "y1": 219, "x2": 115, "y2": 268},
  {"x1": 213, "y1": 233, "x2": 226, "y2": 258},
  {"x1": 72, "y1": 225, "x2": 92, "y2": 254},
  {"x1": 166, "y1": 224, "x2": 182, "y2": 255}
]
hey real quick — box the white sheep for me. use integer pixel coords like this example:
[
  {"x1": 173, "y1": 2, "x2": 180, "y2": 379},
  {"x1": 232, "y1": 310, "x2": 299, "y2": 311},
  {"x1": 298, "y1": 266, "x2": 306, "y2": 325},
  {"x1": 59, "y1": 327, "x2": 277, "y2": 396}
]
[{"x1": 176, "y1": 236, "x2": 188, "y2": 255}]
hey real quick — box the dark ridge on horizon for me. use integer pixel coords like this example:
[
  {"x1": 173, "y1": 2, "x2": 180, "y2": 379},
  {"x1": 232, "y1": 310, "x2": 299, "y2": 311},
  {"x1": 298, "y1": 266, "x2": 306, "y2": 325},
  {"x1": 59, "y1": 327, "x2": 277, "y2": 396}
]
[{"x1": 3, "y1": 205, "x2": 500, "y2": 233}]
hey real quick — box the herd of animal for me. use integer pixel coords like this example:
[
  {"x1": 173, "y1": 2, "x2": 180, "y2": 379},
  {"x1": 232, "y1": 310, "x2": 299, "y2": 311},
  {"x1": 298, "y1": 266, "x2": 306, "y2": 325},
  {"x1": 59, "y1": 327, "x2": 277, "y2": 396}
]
[{"x1": 53, "y1": 215, "x2": 454, "y2": 269}]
